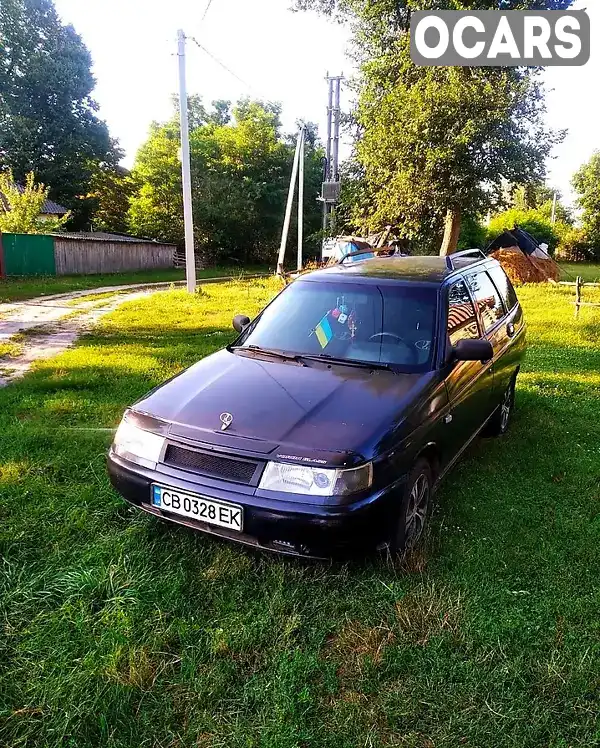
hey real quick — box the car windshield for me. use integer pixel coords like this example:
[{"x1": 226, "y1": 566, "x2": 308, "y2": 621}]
[{"x1": 236, "y1": 280, "x2": 438, "y2": 372}]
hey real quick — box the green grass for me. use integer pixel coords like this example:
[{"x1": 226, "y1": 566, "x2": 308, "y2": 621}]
[
  {"x1": 559, "y1": 261, "x2": 600, "y2": 283},
  {"x1": 1, "y1": 278, "x2": 599, "y2": 747},
  {"x1": 0, "y1": 265, "x2": 270, "y2": 304}
]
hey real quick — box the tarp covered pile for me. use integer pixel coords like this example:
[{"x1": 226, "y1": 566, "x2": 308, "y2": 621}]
[{"x1": 486, "y1": 227, "x2": 560, "y2": 284}]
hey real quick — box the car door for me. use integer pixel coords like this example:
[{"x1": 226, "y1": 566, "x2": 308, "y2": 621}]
[
  {"x1": 441, "y1": 277, "x2": 494, "y2": 461},
  {"x1": 465, "y1": 268, "x2": 510, "y2": 409},
  {"x1": 486, "y1": 264, "x2": 526, "y2": 398}
]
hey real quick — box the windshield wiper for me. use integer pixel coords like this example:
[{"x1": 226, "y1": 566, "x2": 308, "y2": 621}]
[
  {"x1": 299, "y1": 353, "x2": 395, "y2": 372},
  {"x1": 230, "y1": 345, "x2": 306, "y2": 364},
  {"x1": 231, "y1": 346, "x2": 394, "y2": 371}
]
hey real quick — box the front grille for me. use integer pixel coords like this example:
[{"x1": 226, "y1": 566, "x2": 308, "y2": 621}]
[{"x1": 163, "y1": 444, "x2": 260, "y2": 484}]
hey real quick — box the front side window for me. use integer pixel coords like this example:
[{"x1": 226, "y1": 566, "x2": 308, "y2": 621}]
[
  {"x1": 488, "y1": 266, "x2": 519, "y2": 311},
  {"x1": 466, "y1": 271, "x2": 506, "y2": 332},
  {"x1": 447, "y1": 280, "x2": 479, "y2": 347},
  {"x1": 237, "y1": 280, "x2": 438, "y2": 372}
]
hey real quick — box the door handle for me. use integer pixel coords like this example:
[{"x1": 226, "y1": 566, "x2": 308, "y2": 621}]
[{"x1": 506, "y1": 322, "x2": 515, "y2": 337}]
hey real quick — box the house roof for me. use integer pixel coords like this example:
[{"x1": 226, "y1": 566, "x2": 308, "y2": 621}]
[
  {"x1": 40, "y1": 197, "x2": 69, "y2": 215},
  {"x1": 50, "y1": 231, "x2": 177, "y2": 246},
  {"x1": 0, "y1": 184, "x2": 69, "y2": 215}
]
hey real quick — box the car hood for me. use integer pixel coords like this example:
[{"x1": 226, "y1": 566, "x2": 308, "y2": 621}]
[{"x1": 135, "y1": 349, "x2": 428, "y2": 465}]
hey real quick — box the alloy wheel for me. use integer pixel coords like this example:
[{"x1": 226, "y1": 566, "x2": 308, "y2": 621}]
[
  {"x1": 500, "y1": 384, "x2": 513, "y2": 432},
  {"x1": 404, "y1": 472, "x2": 430, "y2": 549}
]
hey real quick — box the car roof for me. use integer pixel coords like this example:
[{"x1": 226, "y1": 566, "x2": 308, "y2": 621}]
[{"x1": 299, "y1": 255, "x2": 496, "y2": 286}]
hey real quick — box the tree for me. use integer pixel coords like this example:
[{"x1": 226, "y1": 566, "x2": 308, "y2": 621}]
[
  {"x1": 572, "y1": 152, "x2": 600, "y2": 253},
  {"x1": 86, "y1": 165, "x2": 137, "y2": 234},
  {"x1": 0, "y1": 0, "x2": 120, "y2": 226},
  {"x1": 0, "y1": 169, "x2": 70, "y2": 233},
  {"x1": 127, "y1": 120, "x2": 183, "y2": 245},
  {"x1": 128, "y1": 98, "x2": 324, "y2": 265},
  {"x1": 293, "y1": 0, "x2": 572, "y2": 255},
  {"x1": 555, "y1": 226, "x2": 592, "y2": 262},
  {"x1": 509, "y1": 184, "x2": 572, "y2": 224}
]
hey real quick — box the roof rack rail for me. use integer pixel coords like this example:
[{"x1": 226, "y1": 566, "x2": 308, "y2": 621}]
[{"x1": 445, "y1": 248, "x2": 486, "y2": 271}]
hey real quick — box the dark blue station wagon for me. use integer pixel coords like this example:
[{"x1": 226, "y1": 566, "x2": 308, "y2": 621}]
[{"x1": 108, "y1": 251, "x2": 526, "y2": 558}]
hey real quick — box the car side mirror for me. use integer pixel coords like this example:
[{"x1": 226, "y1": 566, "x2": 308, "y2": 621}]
[
  {"x1": 232, "y1": 314, "x2": 251, "y2": 333},
  {"x1": 453, "y1": 338, "x2": 493, "y2": 363}
]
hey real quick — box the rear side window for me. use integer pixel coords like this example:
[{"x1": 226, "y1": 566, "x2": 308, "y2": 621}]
[
  {"x1": 447, "y1": 280, "x2": 480, "y2": 346},
  {"x1": 466, "y1": 271, "x2": 506, "y2": 332},
  {"x1": 488, "y1": 265, "x2": 519, "y2": 311}
]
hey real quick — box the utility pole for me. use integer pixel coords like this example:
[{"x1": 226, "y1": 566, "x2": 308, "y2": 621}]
[
  {"x1": 321, "y1": 74, "x2": 344, "y2": 245},
  {"x1": 177, "y1": 29, "x2": 196, "y2": 294},
  {"x1": 323, "y1": 74, "x2": 334, "y2": 233},
  {"x1": 297, "y1": 129, "x2": 305, "y2": 273},
  {"x1": 277, "y1": 126, "x2": 305, "y2": 276},
  {"x1": 332, "y1": 76, "x2": 341, "y2": 182},
  {"x1": 551, "y1": 191, "x2": 557, "y2": 225}
]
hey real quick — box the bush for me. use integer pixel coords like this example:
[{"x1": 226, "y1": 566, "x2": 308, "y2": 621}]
[
  {"x1": 458, "y1": 214, "x2": 487, "y2": 250},
  {"x1": 555, "y1": 227, "x2": 596, "y2": 262},
  {"x1": 487, "y1": 208, "x2": 559, "y2": 253}
]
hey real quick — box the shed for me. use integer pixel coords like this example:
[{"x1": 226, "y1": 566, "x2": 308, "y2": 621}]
[
  {"x1": 51, "y1": 232, "x2": 177, "y2": 275},
  {"x1": 0, "y1": 232, "x2": 177, "y2": 277}
]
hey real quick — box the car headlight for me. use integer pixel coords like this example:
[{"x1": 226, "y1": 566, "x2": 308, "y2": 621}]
[
  {"x1": 111, "y1": 412, "x2": 166, "y2": 469},
  {"x1": 258, "y1": 461, "x2": 373, "y2": 498}
]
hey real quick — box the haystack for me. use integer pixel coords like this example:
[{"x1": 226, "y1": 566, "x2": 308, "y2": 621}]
[{"x1": 490, "y1": 247, "x2": 560, "y2": 284}]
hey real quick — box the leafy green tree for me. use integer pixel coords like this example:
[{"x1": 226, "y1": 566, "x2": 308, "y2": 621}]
[
  {"x1": 0, "y1": 0, "x2": 120, "y2": 226},
  {"x1": 572, "y1": 152, "x2": 600, "y2": 255},
  {"x1": 509, "y1": 184, "x2": 572, "y2": 224},
  {"x1": 129, "y1": 99, "x2": 324, "y2": 265},
  {"x1": 86, "y1": 166, "x2": 137, "y2": 234},
  {"x1": 0, "y1": 169, "x2": 70, "y2": 233},
  {"x1": 294, "y1": 0, "x2": 572, "y2": 255},
  {"x1": 128, "y1": 120, "x2": 183, "y2": 245}
]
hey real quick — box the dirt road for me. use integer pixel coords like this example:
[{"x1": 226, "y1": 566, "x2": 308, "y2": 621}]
[{"x1": 0, "y1": 286, "x2": 159, "y2": 387}]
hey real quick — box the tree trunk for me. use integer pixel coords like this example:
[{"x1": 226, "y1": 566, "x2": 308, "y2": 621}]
[{"x1": 439, "y1": 208, "x2": 462, "y2": 256}]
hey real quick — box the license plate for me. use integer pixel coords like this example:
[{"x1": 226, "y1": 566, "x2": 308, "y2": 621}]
[{"x1": 151, "y1": 485, "x2": 243, "y2": 532}]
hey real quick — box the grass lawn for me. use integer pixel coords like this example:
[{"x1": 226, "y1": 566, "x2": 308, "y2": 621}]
[
  {"x1": 0, "y1": 265, "x2": 271, "y2": 304},
  {"x1": 559, "y1": 261, "x2": 600, "y2": 283},
  {"x1": 1, "y1": 278, "x2": 599, "y2": 747}
]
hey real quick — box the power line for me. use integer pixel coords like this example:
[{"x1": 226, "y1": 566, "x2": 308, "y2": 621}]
[
  {"x1": 201, "y1": 0, "x2": 215, "y2": 23},
  {"x1": 188, "y1": 36, "x2": 259, "y2": 96},
  {"x1": 188, "y1": 36, "x2": 270, "y2": 101}
]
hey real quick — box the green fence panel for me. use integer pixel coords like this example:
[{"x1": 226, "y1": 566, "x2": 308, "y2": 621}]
[{"x1": 2, "y1": 233, "x2": 56, "y2": 276}]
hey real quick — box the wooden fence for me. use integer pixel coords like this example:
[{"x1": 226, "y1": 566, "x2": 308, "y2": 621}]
[
  {"x1": 53, "y1": 237, "x2": 176, "y2": 275},
  {"x1": 560, "y1": 277, "x2": 600, "y2": 317},
  {"x1": 0, "y1": 233, "x2": 177, "y2": 277}
]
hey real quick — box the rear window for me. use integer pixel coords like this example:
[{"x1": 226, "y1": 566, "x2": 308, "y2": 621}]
[
  {"x1": 488, "y1": 265, "x2": 519, "y2": 311},
  {"x1": 466, "y1": 271, "x2": 506, "y2": 332}
]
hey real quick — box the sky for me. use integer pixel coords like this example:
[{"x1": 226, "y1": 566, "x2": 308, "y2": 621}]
[{"x1": 53, "y1": 0, "x2": 599, "y2": 208}]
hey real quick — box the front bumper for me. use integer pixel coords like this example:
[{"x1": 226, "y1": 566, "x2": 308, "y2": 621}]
[{"x1": 107, "y1": 453, "x2": 402, "y2": 559}]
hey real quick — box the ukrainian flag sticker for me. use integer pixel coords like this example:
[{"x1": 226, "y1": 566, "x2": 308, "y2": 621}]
[{"x1": 315, "y1": 314, "x2": 333, "y2": 349}]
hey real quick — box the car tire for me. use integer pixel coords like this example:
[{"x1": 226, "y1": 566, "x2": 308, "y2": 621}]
[
  {"x1": 389, "y1": 458, "x2": 432, "y2": 555},
  {"x1": 487, "y1": 377, "x2": 516, "y2": 437}
]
